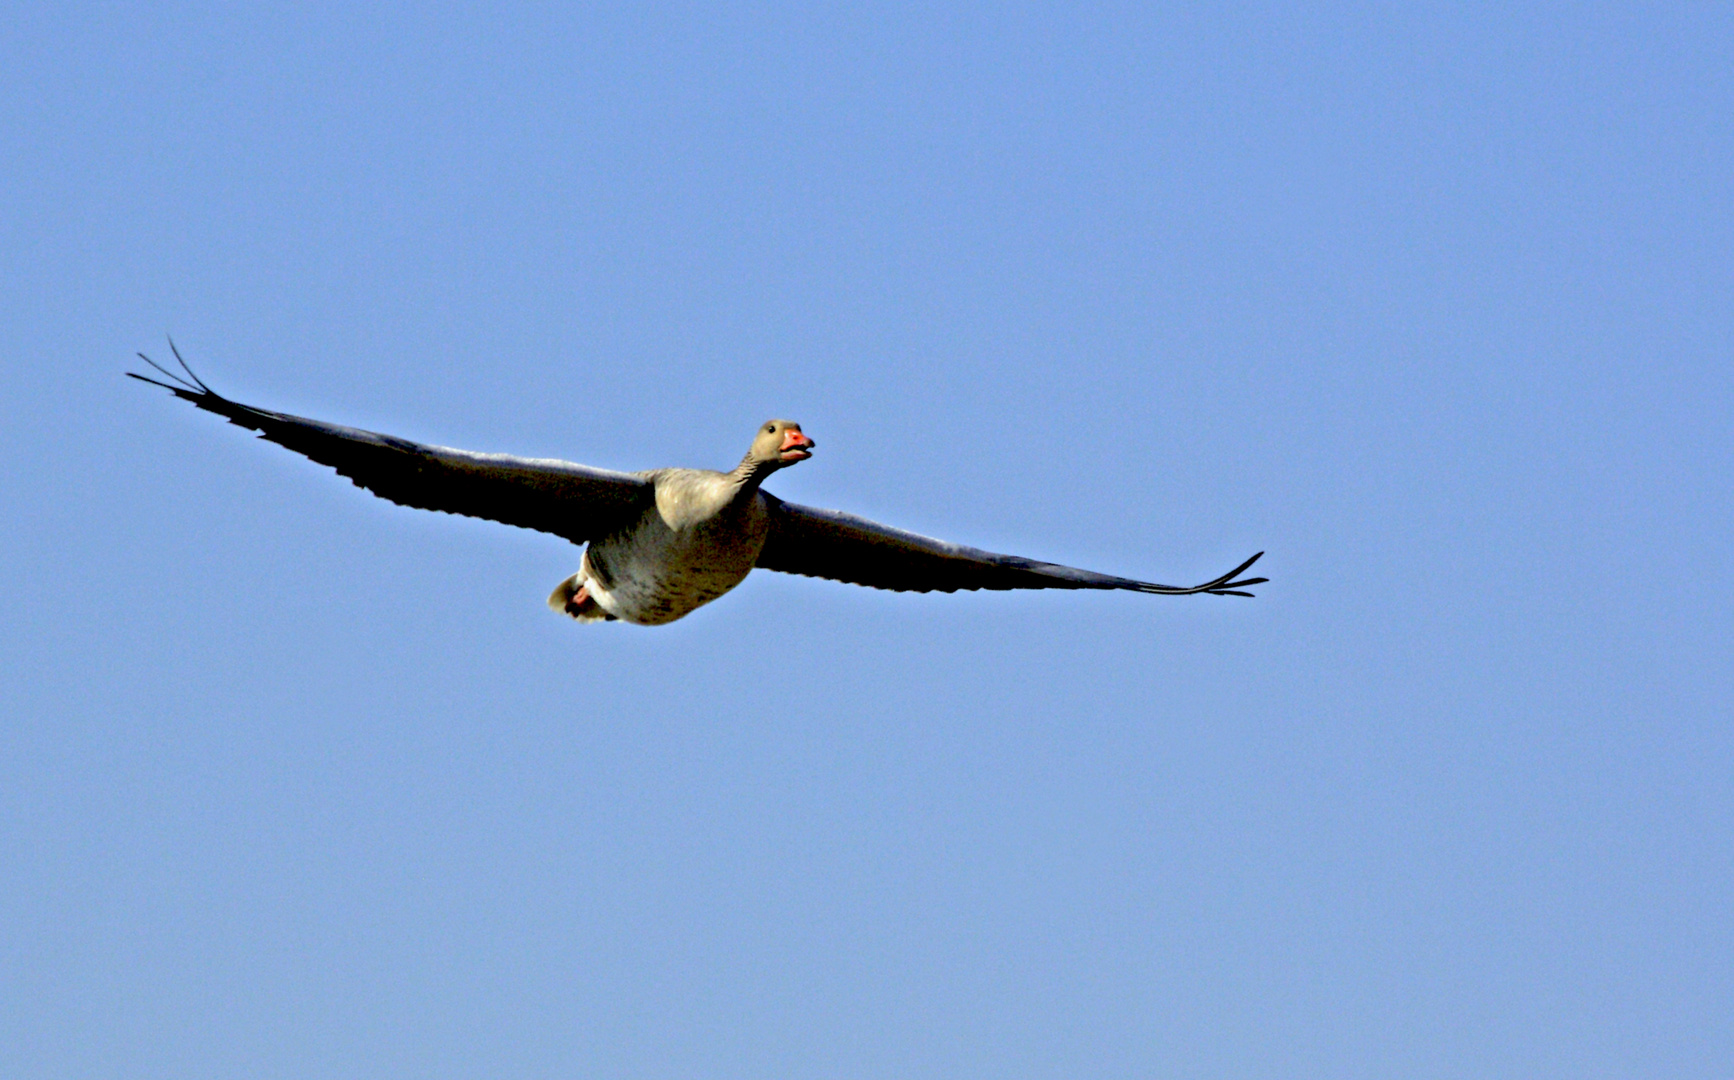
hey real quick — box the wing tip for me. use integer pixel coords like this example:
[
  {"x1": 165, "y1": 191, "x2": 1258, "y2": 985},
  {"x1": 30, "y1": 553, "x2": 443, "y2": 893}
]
[
  {"x1": 130, "y1": 337, "x2": 223, "y2": 402},
  {"x1": 1130, "y1": 551, "x2": 1268, "y2": 597}
]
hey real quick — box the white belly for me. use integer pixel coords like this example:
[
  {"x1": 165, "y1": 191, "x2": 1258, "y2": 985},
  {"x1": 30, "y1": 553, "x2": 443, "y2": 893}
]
[{"x1": 581, "y1": 476, "x2": 770, "y2": 626}]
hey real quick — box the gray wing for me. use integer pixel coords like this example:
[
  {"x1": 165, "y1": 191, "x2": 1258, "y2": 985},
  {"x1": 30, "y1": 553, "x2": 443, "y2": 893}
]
[
  {"x1": 130, "y1": 346, "x2": 652, "y2": 546},
  {"x1": 755, "y1": 494, "x2": 1266, "y2": 596}
]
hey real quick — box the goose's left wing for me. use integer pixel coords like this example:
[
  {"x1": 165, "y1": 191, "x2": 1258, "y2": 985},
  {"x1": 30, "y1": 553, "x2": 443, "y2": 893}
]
[
  {"x1": 130, "y1": 347, "x2": 652, "y2": 545},
  {"x1": 755, "y1": 495, "x2": 1265, "y2": 596}
]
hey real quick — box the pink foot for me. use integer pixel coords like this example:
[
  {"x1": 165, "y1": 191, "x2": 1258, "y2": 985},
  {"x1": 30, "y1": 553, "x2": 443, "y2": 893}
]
[{"x1": 565, "y1": 583, "x2": 593, "y2": 616}]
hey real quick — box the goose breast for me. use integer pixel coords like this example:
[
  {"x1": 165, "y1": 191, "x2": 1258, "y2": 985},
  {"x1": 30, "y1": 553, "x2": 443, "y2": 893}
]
[{"x1": 582, "y1": 469, "x2": 771, "y2": 625}]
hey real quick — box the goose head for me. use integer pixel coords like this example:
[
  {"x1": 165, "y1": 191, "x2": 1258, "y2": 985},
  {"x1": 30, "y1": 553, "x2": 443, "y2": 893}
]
[{"x1": 747, "y1": 419, "x2": 815, "y2": 468}]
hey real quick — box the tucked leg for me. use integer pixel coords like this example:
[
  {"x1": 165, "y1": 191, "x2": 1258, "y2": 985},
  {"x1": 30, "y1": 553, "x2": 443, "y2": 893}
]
[{"x1": 547, "y1": 571, "x2": 617, "y2": 622}]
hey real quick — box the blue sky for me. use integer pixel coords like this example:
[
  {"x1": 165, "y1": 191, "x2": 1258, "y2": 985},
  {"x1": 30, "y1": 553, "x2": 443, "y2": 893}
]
[{"x1": 3, "y1": 4, "x2": 1730, "y2": 1077}]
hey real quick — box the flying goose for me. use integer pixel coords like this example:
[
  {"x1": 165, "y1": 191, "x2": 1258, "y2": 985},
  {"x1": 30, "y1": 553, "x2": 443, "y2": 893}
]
[{"x1": 130, "y1": 346, "x2": 1266, "y2": 626}]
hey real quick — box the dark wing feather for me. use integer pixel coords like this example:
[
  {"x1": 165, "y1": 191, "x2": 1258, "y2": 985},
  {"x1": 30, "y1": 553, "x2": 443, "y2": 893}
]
[
  {"x1": 755, "y1": 495, "x2": 1266, "y2": 596},
  {"x1": 130, "y1": 348, "x2": 651, "y2": 545}
]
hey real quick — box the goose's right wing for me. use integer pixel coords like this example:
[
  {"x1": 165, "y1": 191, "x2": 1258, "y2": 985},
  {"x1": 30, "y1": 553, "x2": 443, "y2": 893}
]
[
  {"x1": 755, "y1": 495, "x2": 1265, "y2": 596},
  {"x1": 130, "y1": 348, "x2": 652, "y2": 546}
]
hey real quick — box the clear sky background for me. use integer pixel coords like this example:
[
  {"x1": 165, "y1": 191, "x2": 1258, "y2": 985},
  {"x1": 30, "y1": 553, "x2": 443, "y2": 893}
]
[{"x1": 3, "y1": 4, "x2": 1730, "y2": 1078}]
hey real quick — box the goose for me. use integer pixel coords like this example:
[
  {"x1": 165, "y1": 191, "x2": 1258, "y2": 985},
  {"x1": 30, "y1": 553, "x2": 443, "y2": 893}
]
[{"x1": 130, "y1": 345, "x2": 1266, "y2": 626}]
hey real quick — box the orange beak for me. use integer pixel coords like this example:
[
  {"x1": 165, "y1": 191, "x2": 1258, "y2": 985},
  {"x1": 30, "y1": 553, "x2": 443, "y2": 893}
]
[{"x1": 778, "y1": 429, "x2": 815, "y2": 460}]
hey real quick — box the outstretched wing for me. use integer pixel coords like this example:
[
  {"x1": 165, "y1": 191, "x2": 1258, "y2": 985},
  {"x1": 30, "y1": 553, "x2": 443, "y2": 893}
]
[
  {"x1": 130, "y1": 344, "x2": 652, "y2": 546},
  {"x1": 755, "y1": 495, "x2": 1266, "y2": 596}
]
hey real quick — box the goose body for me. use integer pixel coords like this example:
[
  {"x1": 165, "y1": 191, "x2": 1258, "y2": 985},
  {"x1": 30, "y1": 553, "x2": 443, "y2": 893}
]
[
  {"x1": 556, "y1": 469, "x2": 774, "y2": 625},
  {"x1": 130, "y1": 346, "x2": 1266, "y2": 626}
]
